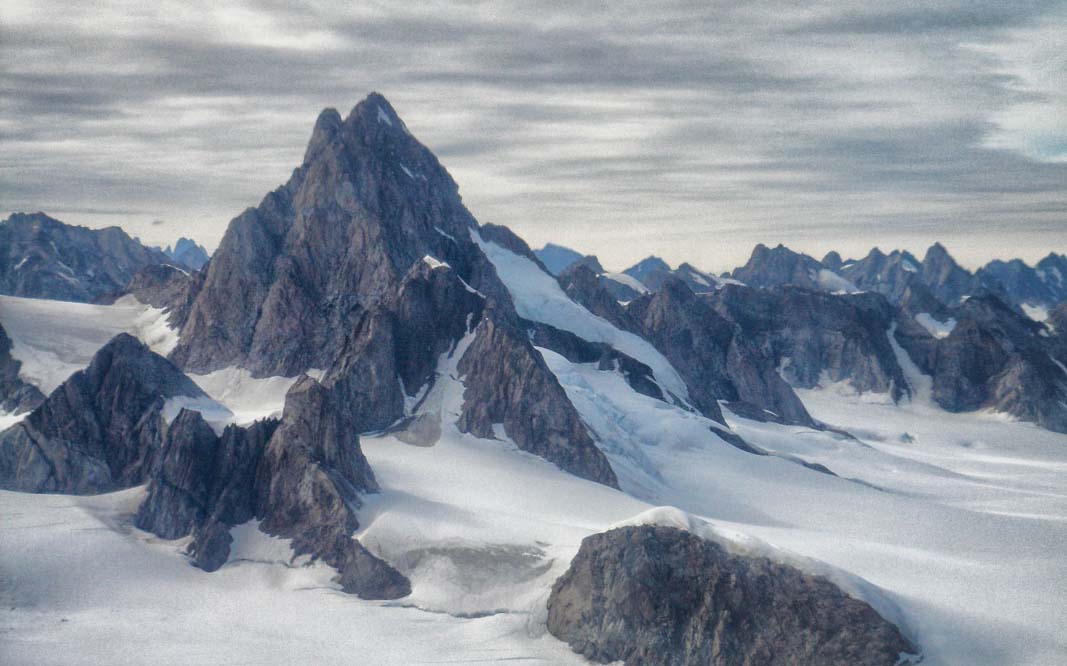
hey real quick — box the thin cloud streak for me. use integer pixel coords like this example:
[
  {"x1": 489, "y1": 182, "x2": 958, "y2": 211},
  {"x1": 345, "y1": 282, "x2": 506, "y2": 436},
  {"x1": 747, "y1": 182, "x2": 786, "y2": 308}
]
[{"x1": 0, "y1": 0, "x2": 1064, "y2": 270}]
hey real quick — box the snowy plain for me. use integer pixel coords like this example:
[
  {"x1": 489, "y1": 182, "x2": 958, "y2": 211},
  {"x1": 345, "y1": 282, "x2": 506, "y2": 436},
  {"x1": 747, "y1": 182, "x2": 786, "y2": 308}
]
[{"x1": 2, "y1": 251, "x2": 1067, "y2": 664}]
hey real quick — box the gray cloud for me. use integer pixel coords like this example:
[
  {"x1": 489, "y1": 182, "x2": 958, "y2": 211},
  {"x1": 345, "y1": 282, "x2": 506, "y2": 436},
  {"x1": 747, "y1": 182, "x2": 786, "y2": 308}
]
[{"x1": 0, "y1": 0, "x2": 1064, "y2": 271}]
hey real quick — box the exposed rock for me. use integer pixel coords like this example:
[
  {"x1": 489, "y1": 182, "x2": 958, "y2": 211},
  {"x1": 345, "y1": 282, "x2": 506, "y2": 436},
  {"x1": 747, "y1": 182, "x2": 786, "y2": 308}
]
[
  {"x1": 711, "y1": 284, "x2": 911, "y2": 402},
  {"x1": 0, "y1": 212, "x2": 173, "y2": 303},
  {"x1": 172, "y1": 94, "x2": 496, "y2": 377},
  {"x1": 558, "y1": 264, "x2": 636, "y2": 332},
  {"x1": 623, "y1": 256, "x2": 673, "y2": 290},
  {"x1": 838, "y1": 248, "x2": 924, "y2": 305},
  {"x1": 116, "y1": 263, "x2": 204, "y2": 330},
  {"x1": 919, "y1": 242, "x2": 982, "y2": 306},
  {"x1": 457, "y1": 308, "x2": 619, "y2": 488},
  {"x1": 729, "y1": 243, "x2": 824, "y2": 291},
  {"x1": 628, "y1": 280, "x2": 813, "y2": 426},
  {"x1": 0, "y1": 323, "x2": 44, "y2": 414},
  {"x1": 547, "y1": 525, "x2": 916, "y2": 666},
  {"x1": 136, "y1": 376, "x2": 409, "y2": 599},
  {"x1": 921, "y1": 295, "x2": 1067, "y2": 432},
  {"x1": 0, "y1": 333, "x2": 208, "y2": 493},
  {"x1": 162, "y1": 237, "x2": 210, "y2": 271},
  {"x1": 526, "y1": 320, "x2": 664, "y2": 402},
  {"x1": 535, "y1": 242, "x2": 584, "y2": 275}
]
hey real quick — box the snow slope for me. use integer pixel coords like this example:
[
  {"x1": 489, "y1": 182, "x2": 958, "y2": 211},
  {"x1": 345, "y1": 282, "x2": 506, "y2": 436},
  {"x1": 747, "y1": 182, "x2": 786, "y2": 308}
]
[
  {"x1": 3, "y1": 270, "x2": 1067, "y2": 665},
  {"x1": 473, "y1": 230, "x2": 692, "y2": 404},
  {"x1": 0, "y1": 294, "x2": 178, "y2": 394}
]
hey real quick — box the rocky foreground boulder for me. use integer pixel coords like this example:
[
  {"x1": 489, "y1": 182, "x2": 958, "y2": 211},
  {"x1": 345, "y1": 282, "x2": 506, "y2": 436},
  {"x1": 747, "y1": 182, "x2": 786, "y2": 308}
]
[
  {"x1": 0, "y1": 322, "x2": 44, "y2": 414},
  {"x1": 136, "y1": 376, "x2": 410, "y2": 599},
  {"x1": 547, "y1": 525, "x2": 917, "y2": 666},
  {"x1": 0, "y1": 334, "x2": 210, "y2": 493}
]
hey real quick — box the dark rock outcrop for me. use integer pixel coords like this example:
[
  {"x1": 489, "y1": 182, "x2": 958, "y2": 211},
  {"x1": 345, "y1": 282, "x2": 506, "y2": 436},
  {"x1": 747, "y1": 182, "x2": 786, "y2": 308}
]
[
  {"x1": 0, "y1": 334, "x2": 209, "y2": 493},
  {"x1": 0, "y1": 323, "x2": 44, "y2": 414},
  {"x1": 905, "y1": 295, "x2": 1067, "y2": 432},
  {"x1": 136, "y1": 376, "x2": 410, "y2": 599},
  {"x1": 558, "y1": 265, "x2": 636, "y2": 332},
  {"x1": 457, "y1": 309, "x2": 619, "y2": 488},
  {"x1": 0, "y1": 212, "x2": 173, "y2": 303},
  {"x1": 627, "y1": 280, "x2": 814, "y2": 426},
  {"x1": 117, "y1": 263, "x2": 204, "y2": 330},
  {"x1": 547, "y1": 525, "x2": 917, "y2": 666},
  {"x1": 711, "y1": 285, "x2": 911, "y2": 402}
]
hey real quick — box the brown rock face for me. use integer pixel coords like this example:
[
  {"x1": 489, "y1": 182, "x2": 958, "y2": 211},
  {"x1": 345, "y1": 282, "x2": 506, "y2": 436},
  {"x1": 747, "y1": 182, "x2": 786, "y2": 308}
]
[
  {"x1": 457, "y1": 308, "x2": 619, "y2": 488},
  {"x1": 0, "y1": 333, "x2": 208, "y2": 494},
  {"x1": 547, "y1": 525, "x2": 917, "y2": 666},
  {"x1": 137, "y1": 376, "x2": 410, "y2": 600},
  {"x1": 171, "y1": 94, "x2": 494, "y2": 378}
]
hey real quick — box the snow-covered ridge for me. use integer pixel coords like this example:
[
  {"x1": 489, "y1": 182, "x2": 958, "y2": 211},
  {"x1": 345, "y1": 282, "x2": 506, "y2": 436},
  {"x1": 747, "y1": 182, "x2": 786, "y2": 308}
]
[
  {"x1": 473, "y1": 229, "x2": 692, "y2": 404},
  {"x1": 0, "y1": 294, "x2": 178, "y2": 393}
]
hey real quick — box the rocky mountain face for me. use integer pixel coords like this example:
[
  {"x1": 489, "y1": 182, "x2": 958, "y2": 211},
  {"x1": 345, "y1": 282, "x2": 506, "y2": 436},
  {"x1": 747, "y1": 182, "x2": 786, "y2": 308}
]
[
  {"x1": 730, "y1": 243, "x2": 826, "y2": 291},
  {"x1": 919, "y1": 243, "x2": 983, "y2": 306},
  {"x1": 547, "y1": 525, "x2": 916, "y2": 666},
  {"x1": 627, "y1": 279, "x2": 814, "y2": 426},
  {"x1": 978, "y1": 254, "x2": 1067, "y2": 311},
  {"x1": 837, "y1": 248, "x2": 923, "y2": 304},
  {"x1": 623, "y1": 256, "x2": 672, "y2": 288},
  {"x1": 0, "y1": 334, "x2": 209, "y2": 493},
  {"x1": 710, "y1": 285, "x2": 912, "y2": 402},
  {"x1": 0, "y1": 323, "x2": 44, "y2": 414},
  {"x1": 162, "y1": 237, "x2": 210, "y2": 271},
  {"x1": 117, "y1": 263, "x2": 204, "y2": 330},
  {"x1": 171, "y1": 94, "x2": 494, "y2": 377},
  {"x1": 900, "y1": 295, "x2": 1067, "y2": 433},
  {"x1": 136, "y1": 376, "x2": 410, "y2": 599},
  {"x1": 0, "y1": 212, "x2": 174, "y2": 303},
  {"x1": 535, "y1": 243, "x2": 585, "y2": 275},
  {"x1": 168, "y1": 93, "x2": 617, "y2": 486}
]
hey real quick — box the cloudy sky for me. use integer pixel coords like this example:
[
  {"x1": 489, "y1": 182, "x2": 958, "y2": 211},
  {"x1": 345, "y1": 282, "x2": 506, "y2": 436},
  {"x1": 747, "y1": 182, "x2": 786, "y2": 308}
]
[{"x1": 2, "y1": 1, "x2": 1065, "y2": 271}]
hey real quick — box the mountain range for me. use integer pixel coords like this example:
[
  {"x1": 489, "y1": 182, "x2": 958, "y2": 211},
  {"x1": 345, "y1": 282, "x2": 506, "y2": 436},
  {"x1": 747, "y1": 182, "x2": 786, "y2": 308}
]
[{"x1": 1, "y1": 93, "x2": 1065, "y2": 666}]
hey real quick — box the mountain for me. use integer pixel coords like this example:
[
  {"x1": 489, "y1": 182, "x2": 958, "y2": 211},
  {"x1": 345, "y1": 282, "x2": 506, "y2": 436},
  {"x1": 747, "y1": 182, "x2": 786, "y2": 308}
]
[
  {"x1": 0, "y1": 212, "x2": 174, "y2": 302},
  {"x1": 535, "y1": 242, "x2": 585, "y2": 275},
  {"x1": 0, "y1": 334, "x2": 218, "y2": 494},
  {"x1": 977, "y1": 253, "x2": 1067, "y2": 316},
  {"x1": 729, "y1": 243, "x2": 827, "y2": 291},
  {"x1": 169, "y1": 93, "x2": 617, "y2": 487},
  {"x1": 622, "y1": 255, "x2": 673, "y2": 289},
  {"x1": 162, "y1": 237, "x2": 210, "y2": 271}
]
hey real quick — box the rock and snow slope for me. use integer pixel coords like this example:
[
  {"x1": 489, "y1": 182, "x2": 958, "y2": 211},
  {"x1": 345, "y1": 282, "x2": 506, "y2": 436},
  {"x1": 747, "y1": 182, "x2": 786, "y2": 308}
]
[{"x1": 2, "y1": 267, "x2": 1067, "y2": 664}]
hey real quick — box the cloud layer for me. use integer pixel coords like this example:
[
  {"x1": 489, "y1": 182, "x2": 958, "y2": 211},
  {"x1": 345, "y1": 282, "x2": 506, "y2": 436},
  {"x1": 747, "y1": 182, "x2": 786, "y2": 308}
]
[{"x1": 2, "y1": 1, "x2": 1064, "y2": 270}]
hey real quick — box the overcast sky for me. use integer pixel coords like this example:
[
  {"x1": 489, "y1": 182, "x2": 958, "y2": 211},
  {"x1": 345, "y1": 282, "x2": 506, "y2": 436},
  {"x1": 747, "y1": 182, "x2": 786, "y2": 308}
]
[{"x1": 2, "y1": 1, "x2": 1065, "y2": 271}]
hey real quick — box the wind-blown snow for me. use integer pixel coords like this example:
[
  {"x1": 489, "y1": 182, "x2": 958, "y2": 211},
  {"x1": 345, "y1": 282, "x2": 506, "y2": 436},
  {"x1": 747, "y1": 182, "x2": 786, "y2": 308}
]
[
  {"x1": 421, "y1": 254, "x2": 449, "y2": 270},
  {"x1": 1022, "y1": 303, "x2": 1050, "y2": 322},
  {"x1": 914, "y1": 312, "x2": 957, "y2": 339},
  {"x1": 0, "y1": 294, "x2": 179, "y2": 394},
  {"x1": 601, "y1": 271, "x2": 648, "y2": 294},
  {"x1": 187, "y1": 367, "x2": 323, "y2": 426},
  {"x1": 816, "y1": 268, "x2": 860, "y2": 294},
  {"x1": 473, "y1": 230, "x2": 691, "y2": 404}
]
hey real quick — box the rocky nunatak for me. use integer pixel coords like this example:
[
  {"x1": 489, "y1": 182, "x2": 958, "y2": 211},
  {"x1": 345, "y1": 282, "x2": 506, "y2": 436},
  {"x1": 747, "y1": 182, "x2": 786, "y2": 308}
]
[{"x1": 547, "y1": 525, "x2": 917, "y2": 666}]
